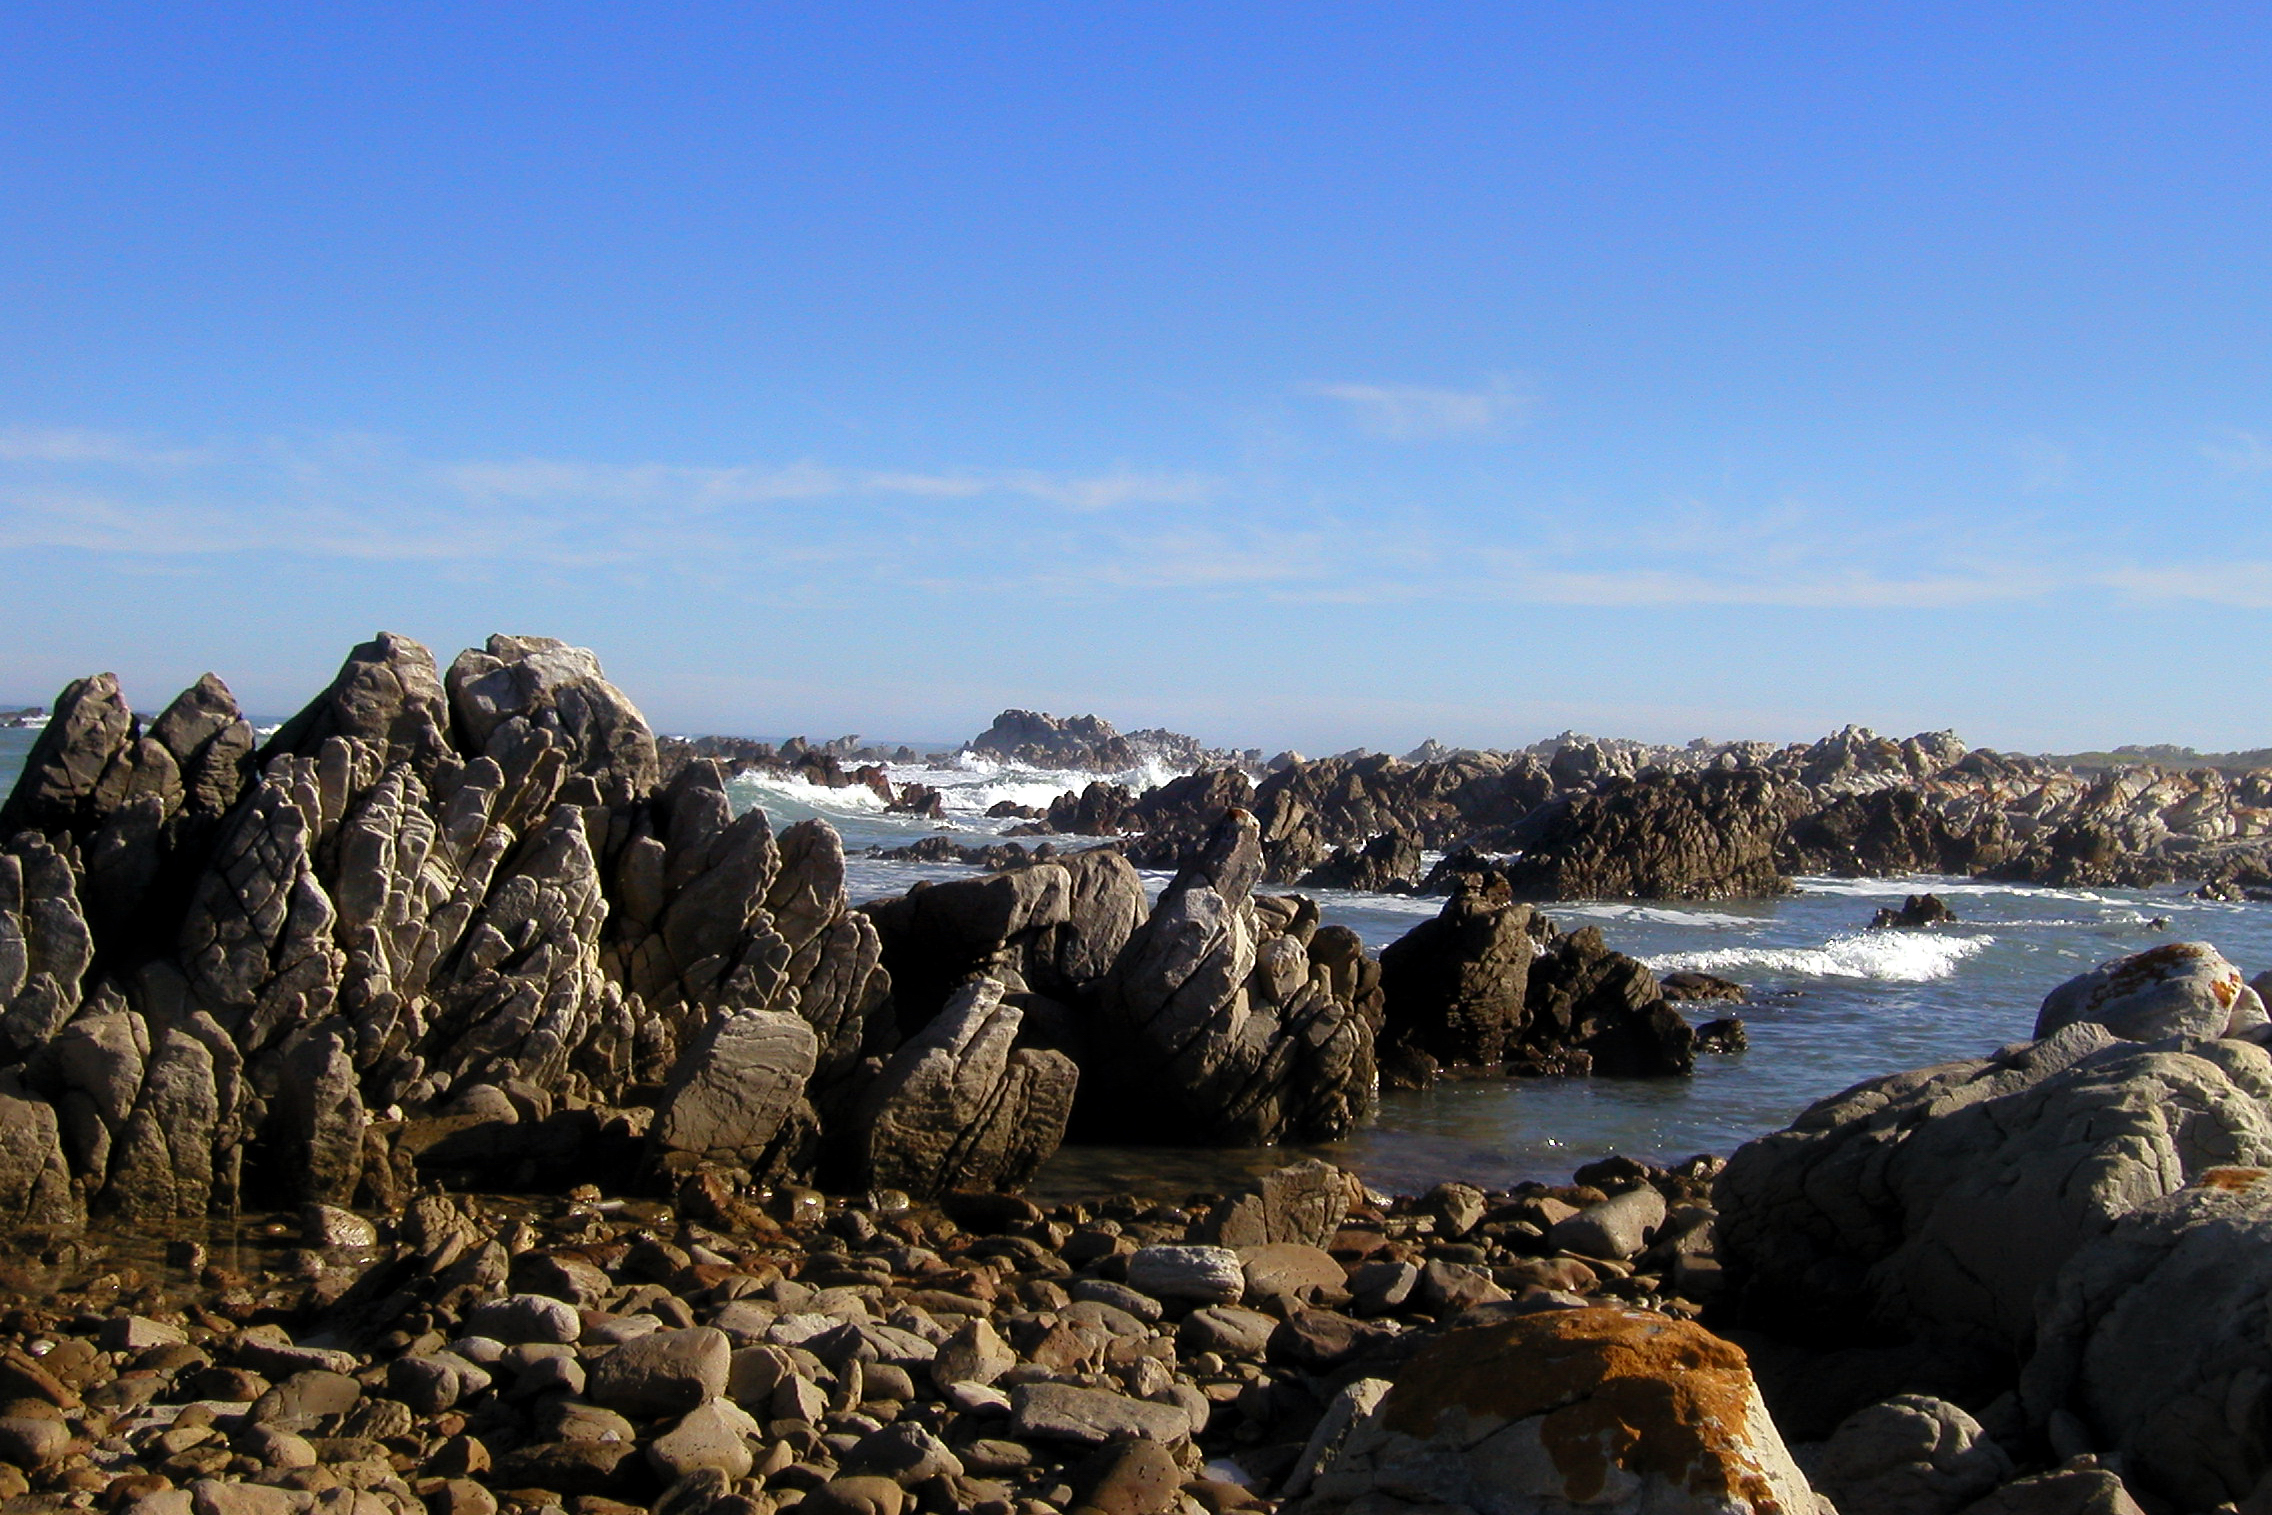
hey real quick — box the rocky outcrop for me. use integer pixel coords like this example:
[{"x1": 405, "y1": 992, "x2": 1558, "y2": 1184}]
[
  {"x1": 1496, "y1": 770, "x2": 1807, "y2": 901},
  {"x1": 1297, "y1": 1307, "x2": 1818, "y2": 1515},
  {"x1": 448, "y1": 634, "x2": 662, "y2": 807},
  {"x1": 1379, "y1": 871, "x2": 1534, "y2": 1067},
  {"x1": 0, "y1": 833, "x2": 93, "y2": 1063},
  {"x1": 2020, "y1": 1168, "x2": 2272, "y2": 1512},
  {"x1": 1715, "y1": 1021, "x2": 2272, "y2": 1354},
  {"x1": 261, "y1": 631, "x2": 453, "y2": 777},
  {"x1": 1297, "y1": 830, "x2": 1423, "y2": 893},
  {"x1": 1527, "y1": 925, "x2": 1697, "y2": 1077},
  {"x1": 1091, "y1": 810, "x2": 1377, "y2": 1144},
  {"x1": 851, "y1": 977, "x2": 1077, "y2": 1198}
]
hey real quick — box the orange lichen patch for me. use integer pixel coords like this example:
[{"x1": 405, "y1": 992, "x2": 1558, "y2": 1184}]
[
  {"x1": 1383, "y1": 1307, "x2": 1791, "y2": 1512},
  {"x1": 2194, "y1": 1166, "x2": 2272, "y2": 1192}
]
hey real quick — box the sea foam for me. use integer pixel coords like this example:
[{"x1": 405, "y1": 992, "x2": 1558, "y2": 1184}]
[{"x1": 1647, "y1": 930, "x2": 1993, "y2": 983}]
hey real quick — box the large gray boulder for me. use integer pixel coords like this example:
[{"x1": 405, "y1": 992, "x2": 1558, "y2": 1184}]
[
  {"x1": 1091, "y1": 809, "x2": 1376, "y2": 1145},
  {"x1": 649, "y1": 1008, "x2": 818, "y2": 1166},
  {"x1": 2020, "y1": 1169, "x2": 2272, "y2": 1511},
  {"x1": 0, "y1": 673, "x2": 137, "y2": 839},
  {"x1": 1807, "y1": 1396, "x2": 2011, "y2": 1515},
  {"x1": 2034, "y1": 941, "x2": 2267, "y2": 1042},
  {"x1": 1717, "y1": 1021, "x2": 2272, "y2": 1353},
  {"x1": 852, "y1": 977, "x2": 1076, "y2": 1197}
]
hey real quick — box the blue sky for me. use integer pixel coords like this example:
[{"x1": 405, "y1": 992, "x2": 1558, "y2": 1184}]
[{"x1": 4, "y1": 5, "x2": 2272, "y2": 752}]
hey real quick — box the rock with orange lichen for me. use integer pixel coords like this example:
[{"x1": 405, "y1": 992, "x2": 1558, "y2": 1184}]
[
  {"x1": 1294, "y1": 1305, "x2": 1818, "y2": 1515},
  {"x1": 2033, "y1": 941, "x2": 2267, "y2": 1042}
]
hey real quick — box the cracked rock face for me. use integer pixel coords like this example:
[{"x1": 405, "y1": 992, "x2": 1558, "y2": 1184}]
[
  {"x1": 262, "y1": 632, "x2": 454, "y2": 778},
  {"x1": 1094, "y1": 809, "x2": 1376, "y2": 1145},
  {"x1": 1716, "y1": 1022, "x2": 2272, "y2": 1353},
  {"x1": 447, "y1": 634, "x2": 661, "y2": 808},
  {"x1": 647, "y1": 1007, "x2": 818, "y2": 1166},
  {"x1": 852, "y1": 977, "x2": 1077, "y2": 1199},
  {"x1": 1301, "y1": 1306, "x2": 1817, "y2": 1515}
]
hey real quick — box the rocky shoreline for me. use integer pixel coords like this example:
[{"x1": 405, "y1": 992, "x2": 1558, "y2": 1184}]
[
  {"x1": 0, "y1": 928, "x2": 2261, "y2": 1515},
  {"x1": 2, "y1": 632, "x2": 2270, "y2": 1515}
]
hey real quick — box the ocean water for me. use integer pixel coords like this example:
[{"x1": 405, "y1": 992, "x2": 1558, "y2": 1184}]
[
  {"x1": 738, "y1": 756, "x2": 2272, "y2": 1198},
  {"x1": 6, "y1": 729, "x2": 2267, "y2": 1199}
]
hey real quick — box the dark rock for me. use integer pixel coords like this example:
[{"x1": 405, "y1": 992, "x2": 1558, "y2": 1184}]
[
  {"x1": 1871, "y1": 894, "x2": 1958, "y2": 930},
  {"x1": 1378, "y1": 872, "x2": 1532, "y2": 1067}
]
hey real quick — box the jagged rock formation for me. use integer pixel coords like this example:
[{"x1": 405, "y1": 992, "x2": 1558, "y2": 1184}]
[
  {"x1": 1496, "y1": 770, "x2": 1808, "y2": 901},
  {"x1": 1378, "y1": 872, "x2": 1535, "y2": 1067},
  {"x1": 1089, "y1": 810, "x2": 1377, "y2": 1144},
  {"x1": 1028, "y1": 721, "x2": 2272, "y2": 900},
  {"x1": 852, "y1": 977, "x2": 1078, "y2": 1198}
]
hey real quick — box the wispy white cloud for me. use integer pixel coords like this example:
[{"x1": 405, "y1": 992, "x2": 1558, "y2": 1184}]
[
  {"x1": 1310, "y1": 376, "x2": 1532, "y2": 440},
  {"x1": 4, "y1": 422, "x2": 2271, "y2": 617},
  {"x1": 2204, "y1": 430, "x2": 2272, "y2": 475}
]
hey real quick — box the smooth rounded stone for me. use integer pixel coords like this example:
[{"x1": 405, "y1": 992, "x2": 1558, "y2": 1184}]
[
  {"x1": 234, "y1": 1425, "x2": 317, "y2": 1469},
  {"x1": 250, "y1": 1369, "x2": 364, "y2": 1429},
  {"x1": 1269, "y1": 1309, "x2": 1401, "y2": 1373},
  {"x1": 1548, "y1": 1185, "x2": 1668, "y2": 1261},
  {"x1": 187, "y1": 1482, "x2": 312, "y2": 1515},
  {"x1": 0, "y1": 1415, "x2": 68, "y2": 1469},
  {"x1": 587, "y1": 1327, "x2": 730, "y2": 1418},
  {"x1": 1346, "y1": 1259, "x2": 1420, "y2": 1316},
  {"x1": 711, "y1": 1300, "x2": 780, "y2": 1345},
  {"x1": 1176, "y1": 1307, "x2": 1278, "y2": 1360},
  {"x1": 653, "y1": 1468, "x2": 735, "y2": 1515},
  {"x1": 515, "y1": 1253, "x2": 614, "y2": 1308},
  {"x1": 962, "y1": 1438, "x2": 1033, "y2": 1474},
  {"x1": 930, "y1": 1318, "x2": 1015, "y2": 1389},
  {"x1": 491, "y1": 1438, "x2": 641, "y2": 1496},
  {"x1": 727, "y1": 1345, "x2": 800, "y2": 1410},
  {"x1": 427, "y1": 1479, "x2": 498, "y2": 1515},
  {"x1": 535, "y1": 1399, "x2": 638, "y2": 1444},
  {"x1": 581, "y1": 1313, "x2": 665, "y2": 1346},
  {"x1": 386, "y1": 1353, "x2": 489, "y2": 1415},
  {"x1": 1068, "y1": 1279, "x2": 1165, "y2": 1323},
  {"x1": 1238, "y1": 1243, "x2": 1348, "y2": 1303},
  {"x1": 1300, "y1": 1306, "x2": 1814, "y2": 1515},
  {"x1": 798, "y1": 1477, "x2": 908, "y2": 1515},
  {"x1": 647, "y1": 1399, "x2": 761, "y2": 1481},
  {"x1": 1061, "y1": 1299, "x2": 1146, "y2": 1339},
  {"x1": 465, "y1": 1294, "x2": 582, "y2": 1345},
  {"x1": 1954, "y1": 1464, "x2": 2145, "y2": 1515},
  {"x1": 1069, "y1": 1439, "x2": 1185, "y2": 1515},
  {"x1": 507, "y1": 1354, "x2": 586, "y2": 1401},
  {"x1": 843, "y1": 1421, "x2": 965, "y2": 1485},
  {"x1": 2036, "y1": 942, "x2": 2267, "y2": 1042},
  {"x1": 862, "y1": 1363, "x2": 916, "y2": 1401},
  {"x1": 1010, "y1": 1382, "x2": 1193, "y2": 1445},
  {"x1": 101, "y1": 1316, "x2": 189, "y2": 1352},
  {"x1": 1811, "y1": 1396, "x2": 2013, "y2": 1515},
  {"x1": 447, "y1": 1337, "x2": 509, "y2": 1367},
  {"x1": 945, "y1": 1382, "x2": 1013, "y2": 1416},
  {"x1": 1126, "y1": 1245, "x2": 1245, "y2": 1305}
]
